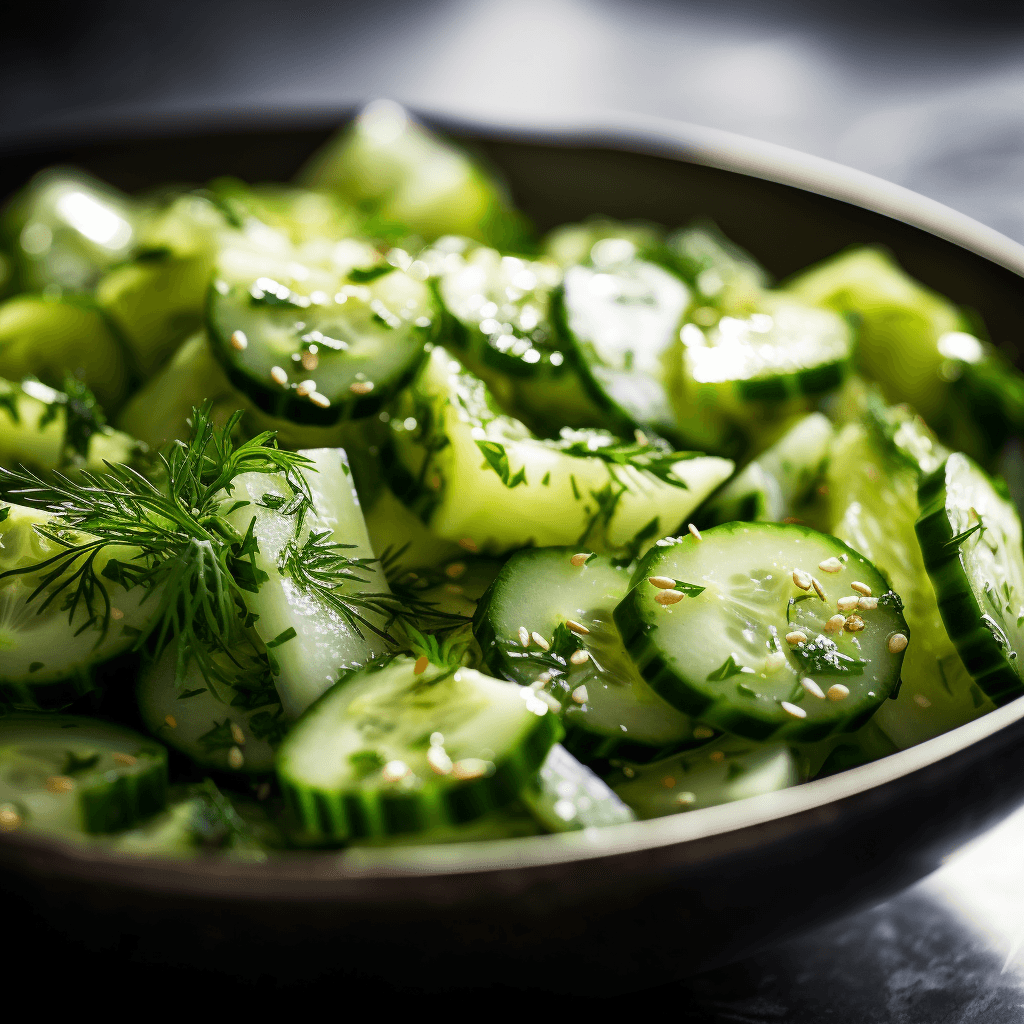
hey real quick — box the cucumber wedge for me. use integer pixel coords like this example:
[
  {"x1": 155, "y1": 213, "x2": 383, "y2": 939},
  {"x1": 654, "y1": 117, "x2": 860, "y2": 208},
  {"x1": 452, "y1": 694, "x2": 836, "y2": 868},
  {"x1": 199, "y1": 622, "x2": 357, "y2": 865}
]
[
  {"x1": 616, "y1": 523, "x2": 910, "y2": 741},
  {"x1": 277, "y1": 656, "x2": 562, "y2": 842},
  {"x1": 0, "y1": 715, "x2": 167, "y2": 835},
  {"x1": 917, "y1": 453, "x2": 1024, "y2": 705},
  {"x1": 388, "y1": 346, "x2": 734, "y2": 556}
]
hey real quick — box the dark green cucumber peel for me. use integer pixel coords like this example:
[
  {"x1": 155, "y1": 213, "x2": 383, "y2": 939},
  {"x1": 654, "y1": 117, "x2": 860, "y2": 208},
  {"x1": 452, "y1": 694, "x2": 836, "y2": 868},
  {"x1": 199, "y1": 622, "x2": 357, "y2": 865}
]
[
  {"x1": 916, "y1": 455, "x2": 1024, "y2": 706},
  {"x1": 614, "y1": 523, "x2": 910, "y2": 742}
]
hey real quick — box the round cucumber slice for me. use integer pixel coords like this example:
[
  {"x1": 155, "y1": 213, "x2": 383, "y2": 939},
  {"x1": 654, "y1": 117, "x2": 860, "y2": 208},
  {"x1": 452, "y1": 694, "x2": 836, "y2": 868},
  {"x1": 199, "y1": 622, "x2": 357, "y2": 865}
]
[
  {"x1": 277, "y1": 656, "x2": 562, "y2": 842},
  {"x1": 474, "y1": 547, "x2": 698, "y2": 760},
  {"x1": 917, "y1": 453, "x2": 1024, "y2": 706},
  {"x1": 0, "y1": 715, "x2": 167, "y2": 835},
  {"x1": 615, "y1": 523, "x2": 910, "y2": 741},
  {"x1": 208, "y1": 261, "x2": 434, "y2": 425}
]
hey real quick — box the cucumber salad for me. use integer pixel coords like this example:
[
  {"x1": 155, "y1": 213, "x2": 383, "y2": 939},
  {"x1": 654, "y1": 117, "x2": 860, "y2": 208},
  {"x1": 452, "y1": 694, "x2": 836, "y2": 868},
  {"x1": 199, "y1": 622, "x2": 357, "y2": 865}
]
[{"x1": 1, "y1": 101, "x2": 1023, "y2": 856}]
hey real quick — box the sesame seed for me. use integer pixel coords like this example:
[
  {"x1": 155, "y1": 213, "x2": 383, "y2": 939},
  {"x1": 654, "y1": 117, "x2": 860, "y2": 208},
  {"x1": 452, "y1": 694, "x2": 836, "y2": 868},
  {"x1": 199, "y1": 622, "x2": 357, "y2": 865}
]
[
  {"x1": 256, "y1": 782, "x2": 271, "y2": 801},
  {"x1": 800, "y1": 677, "x2": 826, "y2": 699},
  {"x1": 309, "y1": 391, "x2": 331, "y2": 409},
  {"x1": 692, "y1": 725, "x2": 715, "y2": 739},
  {"x1": 230, "y1": 330, "x2": 248, "y2": 351},
  {"x1": 452, "y1": 758, "x2": 490, "y2": 780},
  {"x1": 230, "y1": 722, "x2": 246, "y2": 746},
  {"x1": 164, "y1": 715, "x2": 177, "y2": 729},
  {"x1": 458, "y1": 537, "x2": 479, "y2": 552},
  {"x1": 228, "y1": 746, "x2": 245, "y2": 770},
  {"x1": 531, "y1": 631, "x2": 550, "y2": 651},
  {"x1": 570, "y1": 552, "x2": 590, "y2": 567},
  {"x1": 655, "y1": 589, "x2": 686, "y2": 606},
  {"x1": 110, "y1": 607, "x2": 124, "y2": 621},
  {"x1": 825, "y1": 614, "x2": 846, "y2": 633},
  {"x1": 785, "y1": 630, "x2": 807, "y2": 645},
  {"x1": 571, "y1": 685, "x2": 589, "y2": 704},
  {"x1": 837, "y1": 595, "x2": 860, "y2": 612},
  {"x1": 818, "y1": 557, "x2": 843, "y2": 573},
  {"x1": 350, "y1": 380, "x2": 375, "y2": 395},
  {"x1": 792, "y1": 568, "x2": 812, "y2": 591},
  {"x1": 413, "y1": 655, "x2": 429, "y2": 675},
  {"x1": 295, "y1": 379, "x2": 316, "y2": 397},
  {"x1": 46, "y1": 776, "x2": 74, "y2": 794},
  {"x1": 111, "y1": 752, "x2": 137, "y2": 766},
  {"x1": 709, "y1": 750, "x2": 725, "y2": 762},
  {"x1": 0, "y1": 805, "x2": 21, "y2": 832},
  {"x1": 662, "y1": 776, "x2": 676, "y2": 789},
  {"x1": 827, "y1": 684, "x2": 850, "y2": 701},
  {"x1": 443, "y1": 583, "x2": 463, "y2": 595},
  {"x1": 851, "y1": 581, "x2": 872, "y2": 596},
  {"x1": 382, "y1": 760, "x2": 410, "y2": 782},
  {"x1": 781, "y1": 701, "x2": 807, "y2": 719},
  {"x1": 648, "y1": 576, "x2": 677, "y2": 589},
  {"x1": 765, "y1": 651, "x2": 788, "y2": 672},
  {"x1": 300, "y1": 350, "x2": 319, "y2": 371},
  {"x1": 445, "y1": 563, "x2": 466, "y2": 579},
  {"x1": 688, "y1": 523, "x2": 702, "y2": 541},
  {"x1": 566, "y1": 619, "x2": 590, "y2": 636},
  {"x1": 914, "y1": 694, "x2": 932, "y2": 708},
  {"x1": 675, "y1": 791, "x2": 696, "y2": 808},
  {"x1": 427, "y1": 746, "x2": 453, "y2": 775},
  {"x1": 622, "y1": 766, "x2": 636, "y2": 778},
  {"x1": 518, "y1": 626, "x2": 530, "y2": 647},
  {"x1": 570, "y1": 648, "x2": 590, "y2": 666},
  {"x1": 430, "y1": 732, "x2": 444, "y2": 746},
  {"x1": 844, "y1": 614, "x2": 865, "y2": 632},
  {"x1": 811, "y1": 577, "x2": 827, "y2": 601},
  {"x1": 888, "y1": 633, "x2": 909, "y2": 654},
  {"x1": 270, "y1": 366, "x2": 288, "y2": 387},
  {"x1": 858, "y1": 596, "x2": 878, "y2": 611},
  {"x1": 537, "y1": 690, "x2": 561, "y2": 712},
  {"x1": 536, "y1": 672, "x2": 552, "y2": 685}
]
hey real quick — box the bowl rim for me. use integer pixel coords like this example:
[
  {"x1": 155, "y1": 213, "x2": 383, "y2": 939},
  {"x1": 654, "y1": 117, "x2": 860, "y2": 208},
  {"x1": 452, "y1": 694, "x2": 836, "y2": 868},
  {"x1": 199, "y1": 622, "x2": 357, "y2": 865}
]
[{"x1": 3, "y1": 105, "x2": 1024, "y2": 887}]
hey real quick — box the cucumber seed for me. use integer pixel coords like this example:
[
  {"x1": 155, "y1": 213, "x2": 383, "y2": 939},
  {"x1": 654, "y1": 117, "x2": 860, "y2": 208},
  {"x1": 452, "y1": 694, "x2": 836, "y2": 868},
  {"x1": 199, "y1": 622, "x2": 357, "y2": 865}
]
[
  {"x1": 811, "y1": 577, "x2": 827, "y2": 601},
  {"x1": 566, "y1": 619, "x2": 590, "y2": 636},
  {"x1": 228, "y1": 746, "x2": 245, "y2": 770},
  {"x1": 445, "y1": 562, "x2": 466, "y2": 578},
  {"x1": 655, "y1": 589, "x2": 686, "y2": 606},
  {"x1": 648, "y1": 576, "x2": 677, "y2": 589},
  {"x1": 792, "y1": 568, "x2": 812, "y2": 591},
  {"x1": 164, "y1": 715, "x2": 177, "y2": 729},
  {"x1": 518, "y1": 626, "x2": 530, "y2": 647},
  {"x1": 295, "y1": 379, "x2": 316, "y2": 397},
  {"x1": 688, "y1": 523, "x2": 702, "y2": 541},
  {"x1": 851, "y1": 581, "x2": 872, "y2": 596},
  {"x1": 458, "y1": 537, "x2": 479, "y2": 552},
  {"x1": 570, "y1": 552, "x2": 591, "y2": 567},
  {"x1": 844, "y1": 614, "x2": 865, "y2": 632},
  {"x1": 111, "y1": 752, "x2": 137, "y2": 766},
  {"x1": 382, "y1": 760, "x2": 411, "y2": 782},
  {"x1": 427, "y1": 746, "x2": 453, "y2": 775},
  {"x1": 0, "y1": 805, "x2": 21, "y2": 831},
  {"x1": 825, "y1": 614, "x2": 846, "y2": 633},
  {"x1": 350, "y1": 380, "x2": 375, "y2": 395},
  {"x1": 837, "y1": 595, "x2": 860, "y2": 612},
  {"x1": 229, "y1": 330, "x2": 248, "y2": 351},
  {"x1": 675, "y1": 792, "x2": 697, "y2": 808},
  {"x1": 531, "y1": 631, "x2": 551, "y2": 651},
  {"x1": 270, "y1": 366, "x2": 288, "y2": 387},
  {"x1": 570, "y1": 649, "x2": 590, "y2": 665},
  {"x1": 781, "y1": 701, "x2": 807, "y2": 719},
  {"x1": 818, "y1": 557, "x2": 843, "y2": 573},
  {"x1": 800, "y1": 677, "x2": 826, "y2": 699},
  {"x1": 46, "y1": 776, "x2": 74, "y2": 794},
  {"x1": 914, "y1": 694, "x2": 932, "y2": 708},
  {"x1": 785, "y1": 630, "x2": 807, "y2": 645},
  {"x1": 230, "y1": 722, "x2": 246, "y2": 746},
  {"x1": 452, "y1": 758, "x2": 490, "y2": 780},
  {"x1": 888, "y1": 633, "x2": 909, "y2": 653},
  {"x1": 709, "y1": 750, "x2": 725, "y2": 762},
  {"x1": 692, "y1": 725, "x2": 715, "y2": 739},
  {"x1": 309, "y1": 391, "x2": 331, "y2": 409},
  {"x1": 413, "y1": 655, "x2": 429, "y2": 675},
  {"x1": 827, "y1": 684, "x2": 850, "y2": 701},
  {"x1": 765, "y1": 651, "x2": 788, "y2": 672},
  {"x1": 571, "y1": 685, "x2": 589, "y2": 704},
  {"x1": 858, "y1": 597, "x2": 878, "y2": 611},
  {"x1": 662, "y1": 776, "x2": 676, "y2": 789}
]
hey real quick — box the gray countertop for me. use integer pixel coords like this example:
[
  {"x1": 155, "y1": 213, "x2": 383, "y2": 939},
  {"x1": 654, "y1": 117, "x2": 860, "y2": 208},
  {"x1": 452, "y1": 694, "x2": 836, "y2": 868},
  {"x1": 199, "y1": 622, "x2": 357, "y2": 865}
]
[{"x1": 3, "y1": 2, "x2": 1024, "y2": 1017}]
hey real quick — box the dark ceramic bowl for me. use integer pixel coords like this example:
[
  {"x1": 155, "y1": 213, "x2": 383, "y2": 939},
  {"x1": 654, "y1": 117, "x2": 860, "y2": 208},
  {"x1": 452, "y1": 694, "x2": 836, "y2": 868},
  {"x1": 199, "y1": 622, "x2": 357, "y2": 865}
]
[{"x1": 3, "y1": 110, "x2": 1024, "y2": 995}]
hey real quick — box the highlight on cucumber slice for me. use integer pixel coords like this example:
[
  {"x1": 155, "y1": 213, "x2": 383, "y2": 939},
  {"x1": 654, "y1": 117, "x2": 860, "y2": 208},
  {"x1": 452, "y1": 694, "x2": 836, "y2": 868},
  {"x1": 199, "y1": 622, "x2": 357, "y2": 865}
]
[
  {"x1": 610, "y1": 737, "x2": 798, "y2": 820},
  {"x1": 917, "y1": 453, "x2": 1024, "y2": 706},
  {"x1": 615, "y1": 523, "x2": 910, "y2": 741},
  {"x1": 701, "y1": 413, "x2": 833, "y2": 526},
  {"x1": 520, "y1": 743, "x2": 635, "y2": 831},
  {"x1": 208, "y1": 250, "x2": 434, "y2": 425},
  {"x1": 218, "y1": 447, "x2": 394, "y2": 719},
  {"x1": 0, "y1": 502, "x2": 154, "y2": 710},
  {"x1": 277, "y1": 655, "x2": 562, "y2": 842},
  {"x1": 388, "y1": 346, "x2": 734, "y2": 556},
  {"x1": 826, "y1": 408, "x2": 995, "y2": 749},
  {"x1": 474, "y1": 547, "x2": 698, "y2": 761},
  {"x1": 543, "y1": 219, "x2": 667, "y2": 269},
  {"x1": 0, "y1": 715, "x2": 167, "y2": 835},
  {"x1": 137, "y1": 642, "x2": 284, "y2": 774}
]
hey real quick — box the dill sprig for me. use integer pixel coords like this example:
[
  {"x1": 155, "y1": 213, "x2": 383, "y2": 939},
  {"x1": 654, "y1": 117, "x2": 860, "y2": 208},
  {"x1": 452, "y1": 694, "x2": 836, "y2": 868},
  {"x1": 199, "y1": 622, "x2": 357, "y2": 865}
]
[{"x1": 0, "y1": 404, "x2": 313, "y2": 688}]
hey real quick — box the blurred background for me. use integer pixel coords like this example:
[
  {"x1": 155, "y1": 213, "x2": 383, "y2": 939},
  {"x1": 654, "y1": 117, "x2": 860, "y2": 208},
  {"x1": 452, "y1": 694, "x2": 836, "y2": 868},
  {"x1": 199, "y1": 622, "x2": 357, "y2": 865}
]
[{"x1": 3, "y1": 0, "x2": 1024, "y2": 240}]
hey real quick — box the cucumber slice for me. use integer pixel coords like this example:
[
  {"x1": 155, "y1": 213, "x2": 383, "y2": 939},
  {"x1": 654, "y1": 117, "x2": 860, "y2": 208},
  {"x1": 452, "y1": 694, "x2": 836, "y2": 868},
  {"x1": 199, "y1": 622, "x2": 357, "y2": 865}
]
[
  {"x1": 616, "y1": 523, "x2": 910, "y2": 741},
  {"x1": 218, "y1": 447, "x2": 393, "y2": 718},
  {"x1": 543, "y1": 219, "x2": 667, "y2": 269},
  {"x1": 208, "y1": 259, "x2": 434, "y2": 425},
  {"x1": 0, "y1": 296, "x2": 131, "y2": 410},
  {"x1": 388, "y1": 346, "x2": 734, "y2": 556},
  {"x1": 0, "y1": 503, "x2": 153, "y2": 709},
  {"x1": 137, "y1": 642, "x2": 283, "y2": 773},
  {"x1": 474, "y1": 547, "x2": 696, "y2": 759},
  {"x1": 299, "y1": 100, "x2": 526, "y2": 248},
  {"x1": 277, "y1": 656, "x2": 562, "y2": 841},
  {"x1": 702, "y1": 413, "x2": 833, "y2": 526},
  {"x1": 917, "y1": 453, "x2": 1024, "y2": 706},
  {"x1": 0, "y1": 715, "x2": 167, "y2": 835},
  {"x1": 2, "y1": 167, "x2": 137, "y2": 292},
  {"x1": 826, "y1": 410, "x2": 996, "y2": 748},
  {"x1": 520, "y1": 743, "x2": 636, "y2": 831},
  {"x1": 610, "y1": 737, "x2": 799, "y2": 819},
  {"x1": 347, "y1": 802, "x2": 542, "y2": 846}
]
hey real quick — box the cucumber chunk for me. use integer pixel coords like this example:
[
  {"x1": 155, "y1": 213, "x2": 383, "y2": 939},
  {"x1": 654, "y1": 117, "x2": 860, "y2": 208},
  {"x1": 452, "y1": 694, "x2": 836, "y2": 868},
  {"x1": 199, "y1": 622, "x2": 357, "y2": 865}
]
[
  {"x1": 137, "y1": 642, "x2": 283, "y2": 773},
  {"x1": 0, "y1": 502, "x2": 154, "y2": 709},
  {"x1": 917, "y1": 453, "x2": 1024, "y2": 706},
  {"x1": 520, "y1": 743, "x2": 636, "y2": 831},
  {"x1": 474, "y1": 547, "x2": 697, "y2": 759},
  {"x1": 277, "y1": 656, "x2": 562, "y2": 842},
  {"x1": 0, "y1": 715, "x2": 167, "y2": 835},
  {"x1": 543, "y1": 219, "x2": 667, "y2": 269},
  {"x1": 389, "y1": 346, "x2": 734, "y2": 556},
  {"x1": 218, "y1": 447, "x2": 393, "y2": 718},
  {"x1": 826, "y1": 408, "x2": 995, "y2": 748},
  {"x1": 616, "y1": 523, "x2": 910, "y2": 741},
  {"x1": 611, "y1": 737, "x2": 799, "y2": 819}
]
